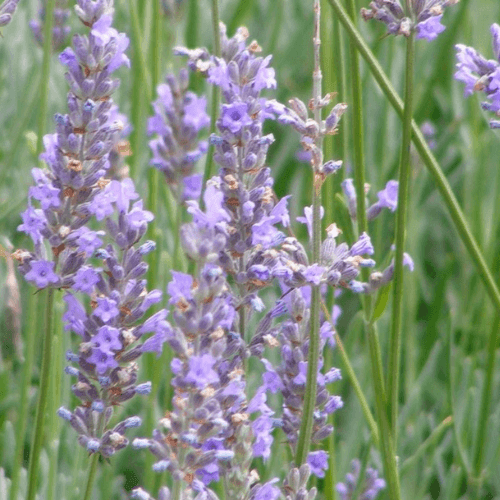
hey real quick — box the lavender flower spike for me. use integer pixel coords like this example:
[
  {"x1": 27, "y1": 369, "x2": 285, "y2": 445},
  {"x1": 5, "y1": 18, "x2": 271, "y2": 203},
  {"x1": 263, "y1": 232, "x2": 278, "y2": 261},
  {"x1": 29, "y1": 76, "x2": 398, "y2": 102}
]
[
  {"x1": 455, "y1": 24, "x2": 500, "y2": 127},
  {"x1": 148, "y1": 69, "x2": 210, "y2": 202},
  {"x1": 134, "y1": 191, "x2": 251, "y2": 498},
  {"x1": 361, "y1": 0, "x2": 458, "y2": 41},
  {"x1": 0, "y1": 0, "x2": 20, "y2": 28},
  {"x1": 30, "y1": 0, "x2": 71, "y2": 51},
  {"x1": 15, "y1": 0, "x2": 165, "y2": 458}
]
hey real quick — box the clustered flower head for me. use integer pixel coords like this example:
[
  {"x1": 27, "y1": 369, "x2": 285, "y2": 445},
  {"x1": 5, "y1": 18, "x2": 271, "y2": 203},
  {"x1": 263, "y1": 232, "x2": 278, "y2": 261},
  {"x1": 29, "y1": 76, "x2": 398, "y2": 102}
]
[
  {"x1": 133, "y1": 183, "x2": 276, "y2": 500},
  {"x1": 361, "y1": 0, "x2": 459, "y2": 41},
  {"x1": 250, "y1": 286, "x2": 343, "y2": 466},
  {"x1": 148, "y1": 69, "x2": 210, "y2": 202},
  {"x1": 15, "y1": 0, "x2": 167, "y2": 457},
  {"x1": 30, "y1": 0, "x2": 71, "y2": 51},
  {"x1": 455, "y1": 24, "x2": 500, "y2": 128},
  {"x1": 0, "y1": 0, "x2": 20, "y2": 27},
  {"x1": 336, "y1": 459, "x2": 386, "y2": 500}
]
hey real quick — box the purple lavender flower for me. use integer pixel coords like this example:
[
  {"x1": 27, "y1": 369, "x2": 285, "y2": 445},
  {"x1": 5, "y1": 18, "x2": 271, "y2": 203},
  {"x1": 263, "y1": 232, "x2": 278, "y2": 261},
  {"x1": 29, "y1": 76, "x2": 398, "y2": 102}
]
[
  {"x1": 343, "y1": 178, "x2": 399, "y2": 221},
  {"x1": 176, "y1": 23, "x2": 290, "y2": 275},
  {"x1": 30, "y1": 0, "x2": 71, "y2": 51},
  {"x1": 307, "y1": 450, "x2": 329, "y2": 478},
  {"x1": 0, "y1": 0, "x2": 20, "y2": 28},
  {"x1": 24, "y1": 260, "x2": 60, "y2": 288},
  {"x1": 148, "y1": 69, "x2": 210, "y2": 202},
  {"x1": 336, "y1": 459, "x2": 386, "y2": 500},
  {"x1": 455, "y1": 24, "x2": 500, "y2": 127},
  {"x1": 361, "y1": 0, "x2": 458, "y2": 41},
  {"x1": 133, "y1": 259, "x2": 243, "y2": 497},
  {"x1": 15, "y1": 1, "x2": 167, "y2": 459}
]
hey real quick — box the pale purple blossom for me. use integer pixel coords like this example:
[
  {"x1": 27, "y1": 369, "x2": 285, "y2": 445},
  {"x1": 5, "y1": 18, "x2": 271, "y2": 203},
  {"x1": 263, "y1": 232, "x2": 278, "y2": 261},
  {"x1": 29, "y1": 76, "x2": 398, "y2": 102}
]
[{"x1": 361, "y1": 0, "x2": 457, "y2": 41}]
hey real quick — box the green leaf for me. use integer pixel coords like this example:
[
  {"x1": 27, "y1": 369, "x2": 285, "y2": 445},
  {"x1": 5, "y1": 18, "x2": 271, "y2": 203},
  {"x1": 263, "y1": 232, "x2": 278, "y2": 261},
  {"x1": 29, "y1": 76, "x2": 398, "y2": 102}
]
[{"x1": 371, "y1": 283, "x2": 392, "y2": 323}]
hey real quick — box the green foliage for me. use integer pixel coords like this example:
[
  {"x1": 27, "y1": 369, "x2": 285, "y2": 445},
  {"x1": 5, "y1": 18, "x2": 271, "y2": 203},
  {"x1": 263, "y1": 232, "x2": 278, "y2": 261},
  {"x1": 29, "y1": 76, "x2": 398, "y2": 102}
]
[{"x1": 2, "y1": 0, "x2": 500, "y2": 498}]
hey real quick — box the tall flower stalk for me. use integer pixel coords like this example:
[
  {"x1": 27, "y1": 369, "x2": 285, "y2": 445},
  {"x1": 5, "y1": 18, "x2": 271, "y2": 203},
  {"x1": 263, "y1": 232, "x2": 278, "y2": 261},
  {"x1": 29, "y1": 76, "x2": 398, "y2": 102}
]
[
  {"x1": 295, "y1": 0, "x2": 324, "y2": 467},
  {"x1": 202, "y1": 0, "x2": 221, "y2": 190},
  {"x1": 387, "y1": 27, "x2": 415, "y2": 445}
]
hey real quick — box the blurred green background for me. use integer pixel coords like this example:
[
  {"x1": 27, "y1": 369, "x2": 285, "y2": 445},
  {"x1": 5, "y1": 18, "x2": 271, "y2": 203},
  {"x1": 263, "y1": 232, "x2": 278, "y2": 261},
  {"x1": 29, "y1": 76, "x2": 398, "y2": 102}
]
[{"x1": 1, "y1": 0, "x2": 500, "y2": 498}]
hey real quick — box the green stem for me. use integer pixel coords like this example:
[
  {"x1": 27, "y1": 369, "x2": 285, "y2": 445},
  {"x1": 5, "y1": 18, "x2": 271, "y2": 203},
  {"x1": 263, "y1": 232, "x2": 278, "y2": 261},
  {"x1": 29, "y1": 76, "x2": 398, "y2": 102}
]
[
  {"x1": 321, "y1": 0, "x2": 335, "y2": 224},
  {"x1": 36, "y1": 0, "x2": 56, "y2": 157},
  {"x1": 47, "y1": 324, "x2": 62, "y2": 500},
  {"x1": 387, "y1": 31, "x2": 415, "y2": 446},
  {"x1": 186, "y1": 0, "x2": 199, "y2": 49},
  {"x1": 327, "y1": 0, "x2": 500, "y2": 317},
  {"x1": 9, "y1": 292, "x2": 38, "y2": 500},
  {"x1": 129, "y1": 0, "x2": 153, "y2": 101},
  {"x1": 143, "y1": 3, "x2": 162, "y2": 492},
  {"x1": 344, "y1": 0, "x2": 367, "y2": 238},
  {"x1": 338, "y1": 331, "x2": 380, "y2": 444},
  {"x1": 472, "y1": 315, "x2": 500, "y2": 486},
  {"x1": 26, "y1": 288, "x2": 55, "y2": 500},
  {"x1": 320, "y1": 295, "x2": 379, "y2": 444},
  {"x1": 447, "y1": 323, "x2": 470, "y2": 476},
  {"x1": 366, "y1": 321, "x2": 402, "y2": 500},
  {"x1": 400, "y1": 416, "x2": 453, "y2": 476},
  {"x1": 146, "y1": 0, "x2": 161, "y2": 284},
  {"x1": 82, "y1": 453, "x2": 99, "y2": 500},
  {"x1": 295, "y1": 0, "x2": 322, "y2": 467},
  {"x1": 201, "y1": 0, "x2": 221, "y2": 205}
]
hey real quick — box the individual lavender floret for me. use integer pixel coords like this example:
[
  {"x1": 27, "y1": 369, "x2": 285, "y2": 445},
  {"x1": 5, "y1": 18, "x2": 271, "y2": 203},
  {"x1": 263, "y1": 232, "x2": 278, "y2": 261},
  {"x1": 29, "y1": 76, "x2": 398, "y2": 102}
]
[
  {"x1": 0, "y1": 0, "x2": 20, "y2": 28},
  {"x1": 30, "y1": 0, "x2": 71, "y2": 51},
  {"x1": 455, "y1": 24, "x2": 500, "y2": 127},
  {"x1": 282, "y1": 464, "x2": 317, "y2": 500},
  {"x1": 336, "y1": 459, "x2": 386, "y2": 500},
  {"x1": 148, "y1": 69, "x2": 210, "y2": 202},
  {"x1": 361, "y1": 0, "x2": 458, "y2": 41},
  {"x1": 341, "y1": 178, "x2": 399, "y2": 221}
]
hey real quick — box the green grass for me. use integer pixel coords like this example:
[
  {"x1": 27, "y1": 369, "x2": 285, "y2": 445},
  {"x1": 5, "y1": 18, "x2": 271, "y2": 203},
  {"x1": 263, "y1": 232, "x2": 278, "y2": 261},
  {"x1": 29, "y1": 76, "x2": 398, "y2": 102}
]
[{"x1": 1, "y1": 0, "x2": 500, "y2": 499}]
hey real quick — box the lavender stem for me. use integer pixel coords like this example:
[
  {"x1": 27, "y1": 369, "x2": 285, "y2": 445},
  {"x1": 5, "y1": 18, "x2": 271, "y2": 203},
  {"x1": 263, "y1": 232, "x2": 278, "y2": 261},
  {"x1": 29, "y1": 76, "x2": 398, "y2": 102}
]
[
  {"x1": 201, "y1": 0, "x2": 221, "y2": 204},
  {"x1": 9, "y1": 292, "x2": 38, "y2": 500},
  {"x1": 83, "y1": 452, "x2": 99, "y2": 500},
  {"x1": 26, "y1": 287, "x2": 55, "y2": 500},
  {"x1": 36, "y1": 0, "x2": 56, "y2": 156},
  {"x1": 295, "y1": 0, "x2": 323, "y2": 467},
  {"x1": 387, "y1": 30, "x2": 415, "y2": 447}
]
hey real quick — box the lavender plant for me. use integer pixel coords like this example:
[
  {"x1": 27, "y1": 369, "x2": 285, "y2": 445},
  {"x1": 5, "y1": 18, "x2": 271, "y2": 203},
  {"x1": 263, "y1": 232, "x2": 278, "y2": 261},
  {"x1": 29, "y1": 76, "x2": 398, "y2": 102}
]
[
  {"x1": 30, "y1": 0, "x2": 71, "y2": 51},
  {"x1": 14, "y1": 1, "x2": 167, "y2": 497}
]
